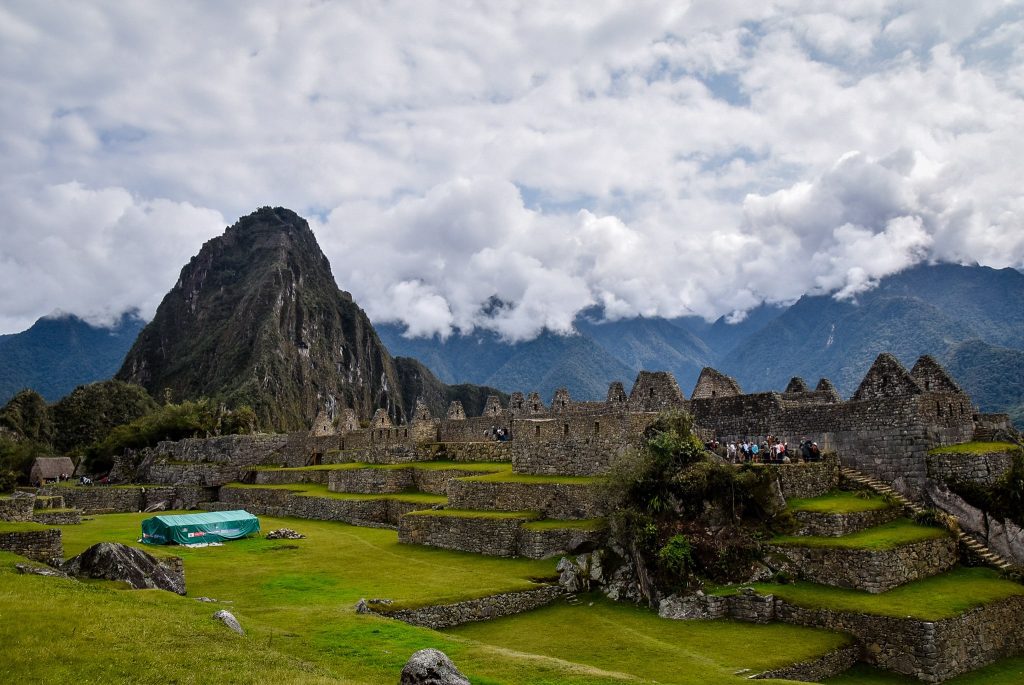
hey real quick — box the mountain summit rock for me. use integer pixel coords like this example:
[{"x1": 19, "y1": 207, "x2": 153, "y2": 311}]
[{"x1": 117, "y1": 207, "x2": 404, "y2": 430}]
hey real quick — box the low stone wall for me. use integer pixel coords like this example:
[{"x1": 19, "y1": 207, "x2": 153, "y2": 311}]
[
  {"x1": 447, "y1": 479, "x2": 606, "y2": 519},
  {"x1": 33, "y1": 495, "x2": 65, "y2": 510},
  {"x1": 139, "y1": 462, "x2": 240, "y2": 487},
  {"x1": 766, "y1": 537, "x2": 957, "y2": 593},
  {"x1": 751, "y1": 645, "x2": 860, "y2": 682},
  {"x1": 398, "y1": 513, "x2": 529, "y2": 556},
  {"x1": 326, "y1": 466, "x2": 490, "y2": 497},
  {"x1": 927, "y1": 450, "x2": 1015, "y2": 487},
  {"x1": 0, "y1": 495, "x2": 34, "y2": 522},
  {"x1": 417, "y1": 442, "x2": 512, "y2": 463},
  {"x1": 33, "y1": 510, "x2": 82, "y2": 525},
  {"x1": 517, "y1": 526, "x2": 605, "y2": 560},
  {"x1": 0, "y1": 528, "x2": 62, "y2": 564},
  {"x1": 252, "y1": 469, "x2": 331, "y2": 486},
  {"x1": 216, "y1": 486, "x2": 423, "y2": 528},
  {"x1": 381, "y1": 586, "x2": 563, "y2": 629},
  {"x1": 329, "y1": 468, "x2": 413, "y2": 494},
  {"x1": 793, "y1": 507, "x2": 901, "y2": 537},
  {"x1": 41, "y1": 486, "x2": 144, "y2": 513},
  {"x1": 40, "y1": 484, "x2": 218, "y2": 514},
  {"x1": 667, "y1": 589, "x2": 1024, "y2": 682},
  {"x1": 774, "y1": 594, "x2": 1024, "y2": 682},
  {"x1": 762, "y1": 454, "x2": 840, "y2": 499}
]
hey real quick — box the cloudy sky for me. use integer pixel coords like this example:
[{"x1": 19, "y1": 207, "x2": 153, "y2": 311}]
[{"x1": 2, "y1": 1, "x2": 1023, "y2": 339}]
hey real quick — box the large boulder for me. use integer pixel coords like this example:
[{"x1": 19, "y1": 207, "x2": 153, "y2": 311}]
[
  {"x1": 399, "y1": 648, "x2": 470, "y2": 685},
  {"x1": 63, "y1": 542, "x2": 185, "y2": 595}
]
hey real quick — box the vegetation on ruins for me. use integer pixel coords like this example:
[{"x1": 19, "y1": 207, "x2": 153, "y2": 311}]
[{"x1": 604, "y1": 410, "x2": 790, "y2": 602}]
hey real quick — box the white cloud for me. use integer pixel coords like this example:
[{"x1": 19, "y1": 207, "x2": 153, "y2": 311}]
[{"x1": 0, "y1": 0, "x2": 1021, "y2": 338}]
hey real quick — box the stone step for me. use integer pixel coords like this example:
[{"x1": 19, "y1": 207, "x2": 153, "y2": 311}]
[{"x1": 842, "y1": 466, "x2": 1017, "y2": 574}]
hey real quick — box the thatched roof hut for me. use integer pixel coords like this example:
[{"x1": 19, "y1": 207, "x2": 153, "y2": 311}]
[{"x1": 29, "y1": 457, "x2": 75, "y2": 484}]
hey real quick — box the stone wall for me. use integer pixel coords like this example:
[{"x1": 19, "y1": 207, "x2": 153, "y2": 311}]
[
  {"x1": 323, "y1": 466, "x2": 502, "y2": 496},
  {"x1": 447, "y1": 479, "x2": 607, "y2": 519},
  {"x1": 793, "y1": 506, "x2": 900, "y2": 537},
  {"x1": 511, "y1": 413, "x2": 655, "y2": 476},
  {"x1": 773, "y1": 594, "x2": 1024, "y2": 682},
  {"x1": 0, "y1": 528, "x2": 62, "y2": 564},
  {"x1": 517, "y1": 526, "x2": 606, "y2": 560},
  {"x1": 927, "y1": 450, "x2": 1016, "y2": 487},
  {"x1": 41, "y1": 486, "x2": 144, "y2": 513},
  {"x1": 379, "y1": 586, "x2": 563, "y2": 629},
  {"x1": 766, "y1": 536, "x2": 957, "y2": 593},
  {"x1": 416, "y1": 441, "x2": 512, "y2": 463},
  {"x1": 762, "y1": 454, "x2": 840, "y2": 499},
  {"x1": 751, "y1": 645, "x2": 860, "y2": 682},
  {"x1": 0, "y1": 495, "x2": 34, "y2": 522},
  {"x1": 216, "y1": 486, "x2": 420, "y2": 528},
  {"x1": 39, "y1": 485, "x2": 215, "y2": 514},
  {"x1": 252, "y1": 468, "x2": 332, "y2": 486},
  {"x1": 398, "y1": 513, "x2": 529, "y2": 556},
  {"x1": 33, "y1": 510, "x2": 82, "y2": 525}
]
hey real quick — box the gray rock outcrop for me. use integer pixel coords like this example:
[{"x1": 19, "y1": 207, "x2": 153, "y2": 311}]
[
  {"x1": 399, "y1": 649, "x2": 470, "y2": 685},
  {"x1": 63, "y1": 542, "x2": 186, "y2": 595}
]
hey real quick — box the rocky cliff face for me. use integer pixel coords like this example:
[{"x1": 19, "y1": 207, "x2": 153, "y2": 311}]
[{"x1": 118, "y1": 207, "x2": 404, "y2": 431}]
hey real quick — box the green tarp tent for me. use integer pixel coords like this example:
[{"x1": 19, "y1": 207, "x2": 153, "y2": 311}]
[{"x1": 141, "y1": 510, "x2": 260, "y2": 545}]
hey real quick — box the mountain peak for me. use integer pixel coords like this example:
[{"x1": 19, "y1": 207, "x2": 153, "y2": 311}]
[{"x1": 118, "y1": 208, "x2": 403, "y2": 430}]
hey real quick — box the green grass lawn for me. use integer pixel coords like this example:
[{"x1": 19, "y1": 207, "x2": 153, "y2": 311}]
[
  {"x1": 0, "y1": 511, "x2": 865, "y2": 684},
  {"x1": 717, "y1": 567, "x2": 1024, "y2": 620},
  {"x1": 446, "y1": 595, "x2": 852, "y2": 685},
  {"x1": 927, "y1": 441, "x2": 1019, "y2": 455},
  {"x1": 772, "y1": 518, "x2": 949, "y2": 550},
  {"x1": 788, "y1": 490, "x2": 891, "y2": 514}
]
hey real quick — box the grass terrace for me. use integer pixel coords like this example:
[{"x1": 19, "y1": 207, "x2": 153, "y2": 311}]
[
  {"x1": 788, "y1": 490, "x2": 893, "y2": 514},
  {"x1": 456, "y1": 472, "x2": 607, "y2": 486},
  {"x1": 0, "y1": 519, "x2": 51, "y2": 533},
  {"x1": 221, "y1": 482, "x2": 446, "y2": 505},
  {"x1": 771, "y1": 518, "x2": 949, "y2": 550},
  {"x1": 714, "y1": 567, "x2": 1024, "y2": 621},
  {"x1": 521, "y1": 518, "x2": 606, "y2": 531},
  {"x1": 927, "y1": 441, "x2": 1019, "y2": 455},
  {"x1": 445, "y1": 595, "x2": 854, "y2": 685},
  {"x1": 402, "y1": 508, "x2": 540, "y2": 520},
  {"x1": 252, "y1": 460, "x2": 512, "y2": 473}
]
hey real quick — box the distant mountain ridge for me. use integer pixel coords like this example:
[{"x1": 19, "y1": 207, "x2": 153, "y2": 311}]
[
  {"x1": 378, "y1": 263, "x2": 1024, "y2": 425},
  {"x1": 0, "y1": 312, "x2": 145, "y2": 404}
]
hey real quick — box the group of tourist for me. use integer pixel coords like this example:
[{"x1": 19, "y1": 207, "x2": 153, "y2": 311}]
[
  {"x1": 721, "y1": 436, "x2": 821, "y2": 464},
  {"x1": 486, "y1": 425, "x2": 511, "y2": 442}
]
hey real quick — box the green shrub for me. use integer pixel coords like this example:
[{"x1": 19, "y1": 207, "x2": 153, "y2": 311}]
[{"x1": 657, "y1": 534, "x2": 694, "y2": 585}]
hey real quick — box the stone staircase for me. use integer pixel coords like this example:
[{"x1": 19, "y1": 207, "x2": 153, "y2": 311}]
[{"x1": 840, "y1": 466, "x2": 1014, "y2": 573}]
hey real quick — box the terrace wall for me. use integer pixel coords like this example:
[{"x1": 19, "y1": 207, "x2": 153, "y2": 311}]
[
  {"x1": 0, "y1": 495, "x2": 34, "y2": 522},
  {"x1": 793, "y1": 507, "x2": 901, "y2": 537},
  {"x1": 379, "y1": 586, "x2": 564, "y2": 629},
  {"x1": 926, "y1": 450, "x2": 1015, "y2": 487},
  {"x1": 398, "y1": 513, "x2": 529, "y2": 557},
  {"x1": 766, "y1": 537, "x2": 958, "y2": 593},
  {"x1": 0, "y1": 528, "x2": 62, "y2": 565},
  {"x1": 446, "y1": 479, "x2": 607, "y2": 519}
]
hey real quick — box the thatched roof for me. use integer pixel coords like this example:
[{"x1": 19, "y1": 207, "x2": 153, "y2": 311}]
[{"x1": 30, "y1": 457, "x2": 75, "y2": 481}]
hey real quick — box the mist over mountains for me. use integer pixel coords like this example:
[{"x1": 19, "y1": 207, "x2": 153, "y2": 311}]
[{"x1": 2, "y1": 215, "x2": 1022, "y2": 431}]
